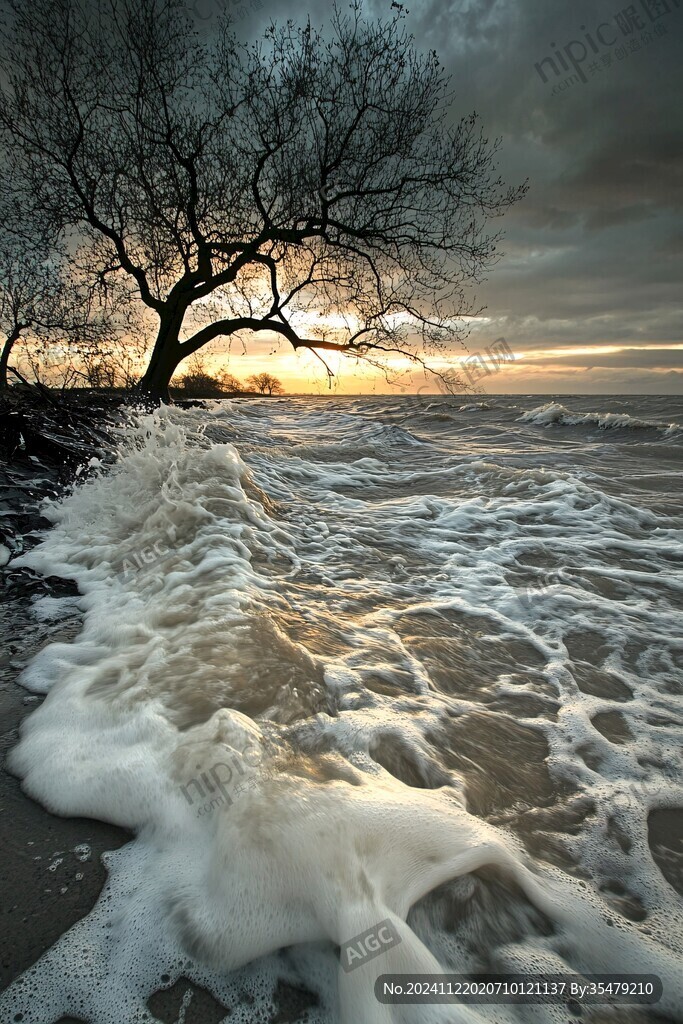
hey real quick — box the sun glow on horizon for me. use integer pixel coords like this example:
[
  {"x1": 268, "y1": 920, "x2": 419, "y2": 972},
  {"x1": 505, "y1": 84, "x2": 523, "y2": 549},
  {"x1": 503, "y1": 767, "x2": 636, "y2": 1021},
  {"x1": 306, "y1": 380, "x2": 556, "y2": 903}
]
[{"x1": 513, "y1": 343, "x2": 683, "y2": 361}]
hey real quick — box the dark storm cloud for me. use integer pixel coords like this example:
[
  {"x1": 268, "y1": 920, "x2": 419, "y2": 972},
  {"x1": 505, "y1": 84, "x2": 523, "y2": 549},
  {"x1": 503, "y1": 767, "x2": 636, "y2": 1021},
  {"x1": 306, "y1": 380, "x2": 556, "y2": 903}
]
[
  {"x1": 387, "y1": 0, "x2": 683, "y2": 380},
  {"x1": 190, "y1": 0, "x2": 682, "y2": 388}
]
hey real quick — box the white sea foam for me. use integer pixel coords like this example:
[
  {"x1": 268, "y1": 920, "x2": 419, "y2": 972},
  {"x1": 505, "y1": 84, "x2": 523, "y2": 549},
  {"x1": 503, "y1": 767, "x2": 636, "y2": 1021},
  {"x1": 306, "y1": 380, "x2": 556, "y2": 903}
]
[
  {"x1": 520, "y1": 400, "x2": 682, "y2": 435},
  {"x1": 3, "y1": 400, "x2": 682, "y2": 1023}
]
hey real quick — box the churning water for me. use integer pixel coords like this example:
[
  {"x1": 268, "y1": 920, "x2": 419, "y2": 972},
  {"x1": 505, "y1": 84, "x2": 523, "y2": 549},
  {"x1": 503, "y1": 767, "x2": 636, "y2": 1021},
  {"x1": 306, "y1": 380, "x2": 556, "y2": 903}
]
[{"x1": 3, "y1": 394, "x2": 683, "y2": 1023}]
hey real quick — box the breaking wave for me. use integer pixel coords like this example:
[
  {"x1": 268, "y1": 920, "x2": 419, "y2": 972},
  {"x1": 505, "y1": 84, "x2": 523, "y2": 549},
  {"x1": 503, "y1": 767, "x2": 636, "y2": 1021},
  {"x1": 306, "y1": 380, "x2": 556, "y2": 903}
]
[{"x1": 520, "y1": 401, "x2": 682, "y2": 435}]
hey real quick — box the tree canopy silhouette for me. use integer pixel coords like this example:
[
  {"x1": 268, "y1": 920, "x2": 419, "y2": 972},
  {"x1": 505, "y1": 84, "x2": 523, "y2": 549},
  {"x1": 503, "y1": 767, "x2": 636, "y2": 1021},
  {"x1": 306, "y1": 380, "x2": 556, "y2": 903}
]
[
  {"x1": 247, "y1": 373, "x2": 284, "y2": 396},
  {"x1": 0, "y1": 0, "x2": 526, "y2": 401}
]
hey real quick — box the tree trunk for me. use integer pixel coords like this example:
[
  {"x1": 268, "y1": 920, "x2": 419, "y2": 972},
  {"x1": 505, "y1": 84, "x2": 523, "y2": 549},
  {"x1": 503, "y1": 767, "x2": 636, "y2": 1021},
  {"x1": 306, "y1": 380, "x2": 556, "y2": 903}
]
[
  {"x1": 0, "y1": 327, "x2": 22, "y2": 390},
  {"x1": 136, "y1": 306, "x2": 186, "y2": 404}
]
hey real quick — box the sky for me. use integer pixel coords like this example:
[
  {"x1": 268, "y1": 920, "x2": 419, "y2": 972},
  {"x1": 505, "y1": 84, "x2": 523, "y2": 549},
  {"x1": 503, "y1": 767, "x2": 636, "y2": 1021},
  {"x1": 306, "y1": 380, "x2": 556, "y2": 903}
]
[{"x1": 182, "y1": 0, "x2": 682, "y2": 395}]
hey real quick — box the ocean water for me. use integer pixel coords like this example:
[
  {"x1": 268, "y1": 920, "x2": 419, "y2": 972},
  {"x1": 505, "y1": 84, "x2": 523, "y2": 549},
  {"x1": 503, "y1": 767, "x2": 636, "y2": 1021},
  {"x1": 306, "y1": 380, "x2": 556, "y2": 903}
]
[{"x1": 3, "y1": 394, "x2": 683, "y2": 1023}]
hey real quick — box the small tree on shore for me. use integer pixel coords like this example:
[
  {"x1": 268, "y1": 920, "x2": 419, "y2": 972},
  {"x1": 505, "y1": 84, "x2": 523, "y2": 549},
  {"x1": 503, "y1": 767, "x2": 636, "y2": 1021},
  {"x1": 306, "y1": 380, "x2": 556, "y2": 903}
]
[
  {"x1": 0, "y1": 0, "x2": 525, "y2": 402},
  {"x1": 246, "y1": 372, "x2": 285, "y2": 396}
]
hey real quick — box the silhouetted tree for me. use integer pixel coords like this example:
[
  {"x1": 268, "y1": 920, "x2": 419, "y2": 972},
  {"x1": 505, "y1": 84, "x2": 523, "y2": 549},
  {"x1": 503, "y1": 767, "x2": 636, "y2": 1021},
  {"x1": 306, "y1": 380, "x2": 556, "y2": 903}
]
[
  {"x1": 171, "y1": 353, "x2": 218, "y2": 395},
  {"x1": 0, "y1": 0, "x2": 525, "y2": 401},
  {"x1": 0, "y1": 219, "x2": 111, "y2": 390},
  {"x1": 246, "y1": 372, "x2": 285, "y2": 395},
  {"x1": 217, "y1": 370, "x2": 243, "y2": 393}
]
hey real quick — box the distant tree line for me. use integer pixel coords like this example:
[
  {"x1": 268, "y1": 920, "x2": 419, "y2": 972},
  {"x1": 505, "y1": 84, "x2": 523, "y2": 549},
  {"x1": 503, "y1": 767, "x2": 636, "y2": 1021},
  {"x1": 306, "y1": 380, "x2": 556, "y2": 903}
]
[{"x1": 174, "y1": 356, "x2": 284, "y2": 398}]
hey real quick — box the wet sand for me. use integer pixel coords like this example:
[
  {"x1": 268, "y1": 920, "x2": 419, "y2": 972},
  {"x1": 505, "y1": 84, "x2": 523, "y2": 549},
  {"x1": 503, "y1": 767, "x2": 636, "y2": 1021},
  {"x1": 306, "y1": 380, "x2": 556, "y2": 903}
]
[
  {"x1": 0, "y1": 503, "x2": 131, "y2": 994},
  {"x1": 0, "y1": 604, "x2": 317, "y2": 1023}
]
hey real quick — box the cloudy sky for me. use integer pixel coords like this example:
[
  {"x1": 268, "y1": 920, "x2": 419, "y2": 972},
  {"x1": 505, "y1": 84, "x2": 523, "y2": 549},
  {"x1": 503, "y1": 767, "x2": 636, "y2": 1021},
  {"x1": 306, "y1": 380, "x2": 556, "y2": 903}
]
[{"x1": 194, "y1": 0, "x2": 682, "y2": 393}]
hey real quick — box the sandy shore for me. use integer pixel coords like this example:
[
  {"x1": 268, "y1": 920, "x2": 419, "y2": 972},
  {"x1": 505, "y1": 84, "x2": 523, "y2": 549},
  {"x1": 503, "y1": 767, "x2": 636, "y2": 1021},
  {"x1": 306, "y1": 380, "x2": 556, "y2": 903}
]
[
  {"x1": 0, "y1": 432, "x2": 132, "y2": 999},
  {"x1": 0, "y1": 580, "x2": 316, "y2": 1021}
]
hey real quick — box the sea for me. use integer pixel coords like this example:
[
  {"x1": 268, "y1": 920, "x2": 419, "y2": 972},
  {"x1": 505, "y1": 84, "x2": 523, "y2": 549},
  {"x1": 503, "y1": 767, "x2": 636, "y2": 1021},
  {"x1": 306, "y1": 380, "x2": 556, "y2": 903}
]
[{"x1": 2, "y1": 394, "x2": 682, "y2": 1023}]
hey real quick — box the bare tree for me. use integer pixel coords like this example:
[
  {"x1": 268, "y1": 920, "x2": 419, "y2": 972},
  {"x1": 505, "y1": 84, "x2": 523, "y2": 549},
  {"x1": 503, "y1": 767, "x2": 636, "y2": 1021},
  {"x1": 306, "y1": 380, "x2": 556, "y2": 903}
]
[
  {"x1": 246, "y1": 372, "x2": 284, "y2": 396},
  {"x1": 22, "y1": 338, "x2": 82, "y2": 391},
  {"x1": 0, "y1": 0, "x2": 526, "y2": 402},
  {"x1": 0, "y1": 226, "x2": 111, "y2": 390},
  {"x1": 0, "y1": 249, "x2": 50, "y2": 389},
  {"x1": 19, "y1": 329, "x2": 147, "y2": 391},
  {"x1": 174, "y1": 351, "x2": 217, "y2": 395},
  {"x1": 171, "y1": 352, "x2": 243, "y2": 395},
  {"x1": 216, "y1": 370, "x2": 243, "y2": 393},
  {"x1": 95, "y1": 332, "x2": 150, "y2": 390}
]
